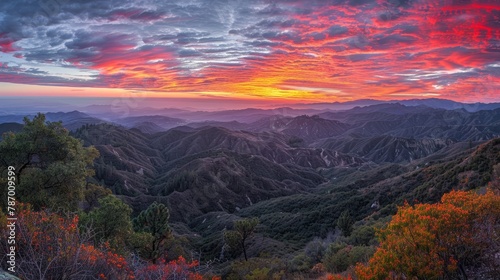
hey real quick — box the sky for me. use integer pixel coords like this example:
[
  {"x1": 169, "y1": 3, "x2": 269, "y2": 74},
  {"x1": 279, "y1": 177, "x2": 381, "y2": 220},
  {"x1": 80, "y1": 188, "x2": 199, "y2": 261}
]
[{"x1": 0, "y1": 0, "x2": 499, "y2": 105}]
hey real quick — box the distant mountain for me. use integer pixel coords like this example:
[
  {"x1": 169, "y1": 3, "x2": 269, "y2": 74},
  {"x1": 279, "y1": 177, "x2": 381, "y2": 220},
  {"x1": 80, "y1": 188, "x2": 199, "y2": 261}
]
[
  {"x1": 229, "y1": 104, "x2": 500, "y2": 163},
  {"x1": 316, "y1": 104, "x2": 500, "y2": 141},
  {"x1": 5, "y1": 103, "x2": 499, "y2": 169},
  {"x1": 0, "y1": 115, "x2": 28, "y2": 123},
  {"x1": 290, "y1": 99, "x2": 392, "y2": 110},
  {"x1": 80, "y1": 105, "x2": 192, "y2": 120},
  {"x1": 46, "y1": 111, "x2": 107, "y2": 130},
  {"x1": 247, "y1": 115, "x2": 293, "y2": 132},
  {"x1": 245, "y1": 115, "x2": 350, "y2": 142},
  {"x1": 398, "y1": 98, "x2": 500, "y2": 112},
  {"x1": 185, "y1": 120, "x2": 246, "y2": 131},
  {"x1": 176, "y1": 107, "x2": 323, "y2": 123},
  {"x1": 291, "y1": 98, "x2": 500, "y2": 112},
  {"x1": 0, "y1": 123, "x2": 23, "y2": 139},
  {"x1": 114, "y1": 115, "x2": 186, "y2": 132},
  {"x1": 318, "y1": 103, "x2": 437, "y2": 123},
  {"x1": 129, "y1": 122, "x2": 167, "y2": 134},
  {"x1": 182, "y1": 108, "x2": 275, "y2": 123},
  {"x1": 0, "y1": 111, "x2": 106, "y2": 131},
  {"x1": 83, "y1": 105, "x2": 324, "y2": 123}
]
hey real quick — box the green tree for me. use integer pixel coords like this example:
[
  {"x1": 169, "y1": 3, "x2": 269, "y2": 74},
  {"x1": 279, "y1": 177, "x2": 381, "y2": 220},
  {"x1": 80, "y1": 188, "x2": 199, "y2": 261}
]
[
  {"x1": 132, "y1": 202, "x2": 172, "y2": 263},
  {"x1": 337, "y1": 210, "x2": 354, "y2": 237},
  {"x1": 0, "y1": 113, "x2": 99, "y2": 211},
  {"x1": 224, "y1": 217, "x2": 259, "y2": 261},
  {"x1": 81, "y1": 195, "x2": 132, "y2": 252},
  {"x1": 82, "y1": 183, "x2": 112, "y2": 211},
  {"x1": 322, "y1": 243, "x2": 375, "y2": 273}
]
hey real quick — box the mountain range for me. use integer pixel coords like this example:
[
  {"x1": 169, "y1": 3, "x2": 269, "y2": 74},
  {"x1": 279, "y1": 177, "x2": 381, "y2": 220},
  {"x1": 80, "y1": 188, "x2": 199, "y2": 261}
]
[
  {"x1": 1, "y1": 98, "x2": 500, "y2": 264},
  {"x1": 61, "y1": 102, "x2": 500, "y2": 223}
]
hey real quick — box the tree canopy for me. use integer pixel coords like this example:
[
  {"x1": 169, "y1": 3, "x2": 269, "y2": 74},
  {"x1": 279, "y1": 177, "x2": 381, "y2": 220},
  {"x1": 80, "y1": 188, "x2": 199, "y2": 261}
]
[
  {"x1": 224, "y1": 217, "x2": 259, "y2": 261},
  {"x1": 81, "y1": 195, "x2": 133, "y2": 252},
  {"x1": 133, "y1": 202, "x2": 172, "y2": 263},
  {"x1": 0, "y1": 113, "x2": 99, "y2": 211}
]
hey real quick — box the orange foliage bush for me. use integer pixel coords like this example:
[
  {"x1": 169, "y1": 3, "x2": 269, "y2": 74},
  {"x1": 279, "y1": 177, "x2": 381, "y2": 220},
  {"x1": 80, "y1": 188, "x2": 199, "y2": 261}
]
[
  {"x1": 1, "y1": 204, "x2": 221, "y2": 279},
  {"x1": 134, "y1": 256, "x2": 213, "y2": 280},
  {"x1": 355, "y1": 190, "x2": 500, "y2": 279},
  {"x1": 323, "y1": 274, "x2": 353, "y2": 280},
  {"x1": 0, "y1": 204, "x2": 133, "y2": 279}
]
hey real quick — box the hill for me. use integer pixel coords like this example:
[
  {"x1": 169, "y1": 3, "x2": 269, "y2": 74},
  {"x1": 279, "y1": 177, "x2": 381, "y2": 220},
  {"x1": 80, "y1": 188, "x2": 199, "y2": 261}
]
[
  {"x1": 229, "y1": 137, "x2": 500, "y2": 246},
  {"x1": 74, "y1": 124, "x2": 364, "y2": 222},
  {"x1": 318, "y1": 136, "x2": 454, "y2": 163}
]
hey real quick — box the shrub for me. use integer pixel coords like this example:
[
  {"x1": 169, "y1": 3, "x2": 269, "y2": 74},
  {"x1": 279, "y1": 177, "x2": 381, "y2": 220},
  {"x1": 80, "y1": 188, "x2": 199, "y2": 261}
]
[
  {"x1": 356, "y1": 190, "x2": 500, "y2": 279},
  {"x1": 0, "y1": 204, "x2": 132, "y2": 279}
]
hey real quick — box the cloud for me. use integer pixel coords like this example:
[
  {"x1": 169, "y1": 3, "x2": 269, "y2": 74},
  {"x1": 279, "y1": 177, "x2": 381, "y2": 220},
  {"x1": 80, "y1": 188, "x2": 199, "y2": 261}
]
[
  {"x1": 0, "y1": 61, "x2": 102, "y2": 87},
  {"x1": 0, "y1": 0, "x2": 497, "y2": 102},
  {"x1": 327, "y1": 25, "x2": 349, "y2": 36}
]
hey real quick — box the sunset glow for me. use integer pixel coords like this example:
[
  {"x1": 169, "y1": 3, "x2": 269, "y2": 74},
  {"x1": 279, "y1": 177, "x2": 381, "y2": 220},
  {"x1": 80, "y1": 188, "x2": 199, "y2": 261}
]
[{"x1": 0, "y1": 0, "x2": 499, "y2": 103}]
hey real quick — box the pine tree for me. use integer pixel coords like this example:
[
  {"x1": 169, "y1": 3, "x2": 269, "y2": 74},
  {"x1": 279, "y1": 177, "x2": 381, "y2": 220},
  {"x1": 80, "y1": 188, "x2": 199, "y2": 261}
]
[
  {"x1": 224, "y1": 217, "x2": 259, "y2": 261},
  {"x1": 82, "y1": 195, "x2": 133, "y2": 252},
  {"x1": 133, "y1": 202, "x2": 172, "y2": 263},
  {"x1": 337, "y1": 210, "x2": 354, "y2": 237}
]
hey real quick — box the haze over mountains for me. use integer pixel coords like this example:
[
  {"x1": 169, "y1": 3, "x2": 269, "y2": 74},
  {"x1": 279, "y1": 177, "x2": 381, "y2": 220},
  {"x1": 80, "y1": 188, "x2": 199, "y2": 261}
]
[{"x1": 1, "y1": 99, "x2": 499, "y2": 169}]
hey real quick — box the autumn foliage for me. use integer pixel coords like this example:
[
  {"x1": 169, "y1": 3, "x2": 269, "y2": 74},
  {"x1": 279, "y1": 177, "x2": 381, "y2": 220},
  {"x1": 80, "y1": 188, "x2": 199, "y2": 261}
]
[
  {"x1": 0, "y1": 204, "x2": 132, "y2": 279},
  {"x1": 134, "y1": 256, "x2": 210, "y2": 280},
  {"x1": 355, "y1": 190, "x2": 500, "y2": 279},
  {"x1": 0, "y1": 204, "x2": 217, "y2": 279},
  {"x1": 323, "y1": 274, "x2": 353, "y2": 280}
]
